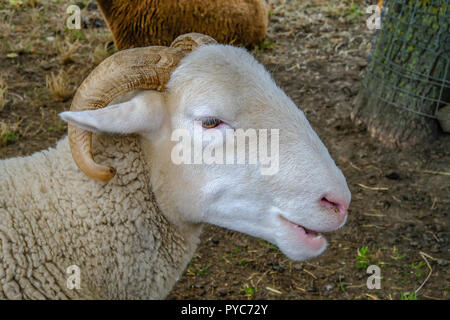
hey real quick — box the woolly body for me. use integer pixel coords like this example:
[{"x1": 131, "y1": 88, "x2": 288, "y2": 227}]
[
  {"x1": 0, "y1": 135, "x2": 200, "y2": 299},
  {"x1": 96, "y1": 0, "x2": 268, "y2": 49}
]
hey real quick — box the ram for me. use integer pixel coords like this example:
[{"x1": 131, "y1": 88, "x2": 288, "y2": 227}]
[
  {"x1": 96, "y1": 0, "x2": 268, "y2": 49},
  {"x1": 0, "y1": 33, "x2": 350, "y2": 299}
]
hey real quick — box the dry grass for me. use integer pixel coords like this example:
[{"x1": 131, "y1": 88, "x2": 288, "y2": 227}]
[
  {"x1": 0, "y1": 10, "x2": 14, "y2": 41},
  {"x1": 92, "y1": 42, "x2": 115, "y2": 65},
  {"x1": 6, "y1": 0, "x2": 41, "y2": 8},
  {"x1": 58, "y1": 41, "x2": 80, "y2": 65},
  {"x1": 0, "y1": 78, "x2": 7, "y2": 112},
  {"x1": 0, "y1": 120, "x2": 20, "y2": 147},
  {"x1": 45, "y1": 69, "x2": 74, "y2": 101},
  {"x1": 0, "y1": 0, "x2": 112, "y2": 156}
]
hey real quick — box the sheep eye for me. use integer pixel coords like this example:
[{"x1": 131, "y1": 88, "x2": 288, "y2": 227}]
[{"x1": 200, "y1": 118, "x2": 222, "y2": 129}]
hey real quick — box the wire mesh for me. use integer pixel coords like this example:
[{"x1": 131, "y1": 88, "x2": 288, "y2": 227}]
[{"x1": 362, "y1": 0, "x2": 450, "y2": 119}]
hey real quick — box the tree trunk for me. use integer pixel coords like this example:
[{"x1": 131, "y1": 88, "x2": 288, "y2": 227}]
[{"x1": 352, "y1": 0, "x2": 449, "y2": 148}]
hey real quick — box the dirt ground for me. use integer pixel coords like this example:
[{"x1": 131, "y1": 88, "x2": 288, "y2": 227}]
[{"x1": 0, "y1": 0, "x2": 448, "y2": 300}]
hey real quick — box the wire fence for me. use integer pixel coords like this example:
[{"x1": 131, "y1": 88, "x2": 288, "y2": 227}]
[{"x1": 362, "y1": 0, "x2": 450, "y2": 119}]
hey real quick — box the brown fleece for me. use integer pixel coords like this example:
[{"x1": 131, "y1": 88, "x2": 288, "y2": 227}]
[{"x1": 96, "y1": 0, "x2": 268, "y2": 50}]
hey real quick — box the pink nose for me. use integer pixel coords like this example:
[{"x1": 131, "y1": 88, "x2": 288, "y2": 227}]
[{"x1": 320, "y1": 195, "x2": 348, "y2": 218}]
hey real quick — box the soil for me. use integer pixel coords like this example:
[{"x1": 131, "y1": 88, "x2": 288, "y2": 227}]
[{"x1": 0, "y1": 0, "x2": 448, "y2": 300}]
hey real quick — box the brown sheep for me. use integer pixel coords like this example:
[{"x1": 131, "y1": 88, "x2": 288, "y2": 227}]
[{"x1": 96, "y1": 0, "x2": 268, "y2": 50}]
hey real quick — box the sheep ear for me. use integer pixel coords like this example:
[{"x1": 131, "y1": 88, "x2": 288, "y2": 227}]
[{"x1": 59, "y1": 91, "x2": 166, "y2": 136}]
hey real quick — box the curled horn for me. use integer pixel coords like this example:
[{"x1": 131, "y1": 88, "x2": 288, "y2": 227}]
[
  {"x1": 68, "y1": 33, "x2": 217, "y2": 182},
  {"x1": 170, "y1": 33, "x2": 217, "y2": 52}
]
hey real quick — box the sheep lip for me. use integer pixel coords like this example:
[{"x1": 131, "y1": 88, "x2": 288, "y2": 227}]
[
  {"x1": 278, "y1": 215, "x2": 325, "y2": 250},
  {"x1": 279, "y1": 215, "x2": 319, "y2": 235}
]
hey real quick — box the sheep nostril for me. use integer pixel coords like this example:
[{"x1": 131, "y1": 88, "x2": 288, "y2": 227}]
[{"x1": 320, "y1": 196, "x2": 348, "y2": 217}]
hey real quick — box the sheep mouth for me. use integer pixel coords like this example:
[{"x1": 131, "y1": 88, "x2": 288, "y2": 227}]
[{"x1": 279, "y1": 215, "x2": 325, "y2": 250}]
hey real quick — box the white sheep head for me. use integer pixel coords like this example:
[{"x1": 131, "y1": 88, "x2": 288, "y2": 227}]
[{"x1": 60, "y1": 33, "x2": 351, "y2": 261}]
